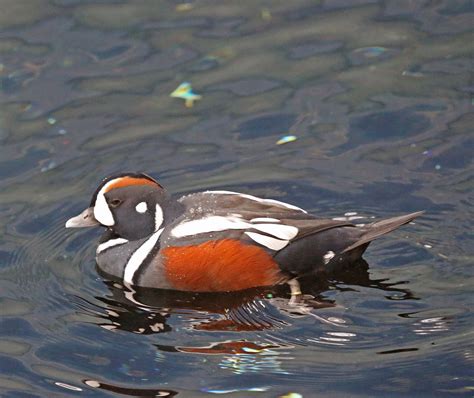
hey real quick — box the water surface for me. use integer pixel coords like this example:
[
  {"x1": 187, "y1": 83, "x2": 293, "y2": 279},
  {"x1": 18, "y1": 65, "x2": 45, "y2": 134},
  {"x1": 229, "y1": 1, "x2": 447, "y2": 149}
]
[{"x1": 0, "y1": 1, "x2": 473, "y2": 397}]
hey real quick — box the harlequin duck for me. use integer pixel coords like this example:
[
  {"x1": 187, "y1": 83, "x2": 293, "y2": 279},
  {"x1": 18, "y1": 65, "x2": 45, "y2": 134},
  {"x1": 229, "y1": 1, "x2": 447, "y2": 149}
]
[{"x1": 65, "y1": 173, "x2": 423, "y2": 297}]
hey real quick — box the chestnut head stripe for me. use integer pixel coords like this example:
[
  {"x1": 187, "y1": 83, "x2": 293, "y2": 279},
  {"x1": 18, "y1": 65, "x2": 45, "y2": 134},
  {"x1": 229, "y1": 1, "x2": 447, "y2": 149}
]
[{"x1": 104, "y1": 176, "x2": 158, "y2": 193}]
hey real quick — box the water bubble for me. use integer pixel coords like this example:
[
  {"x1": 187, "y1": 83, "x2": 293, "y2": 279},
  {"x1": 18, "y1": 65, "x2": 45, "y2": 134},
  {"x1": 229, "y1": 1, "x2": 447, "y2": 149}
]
[
  {"x1": 40, "y1": 160, "x2": 57, "y2": 172},
  {"x1": 276, "y1": 135, "x2": 297, "y2": 145},
  {"x1": 327, "y1": 317, "x2": 346, "y2": 324},
  {"x1": 353, "y1": 46, "x2": 387, "y2": 57},
  {"x1": 54, "y1": 382, "x2": 82, "y2": 391}
]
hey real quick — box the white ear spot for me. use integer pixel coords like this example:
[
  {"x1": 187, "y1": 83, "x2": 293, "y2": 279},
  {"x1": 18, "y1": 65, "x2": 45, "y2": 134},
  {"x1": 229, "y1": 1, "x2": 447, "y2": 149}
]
[
  {"x1": 135, "y1": 202, "x2": 148, "y2": 213},
  {"x1": 154, "y1": 204, "x2": 164, "y2": 231}
]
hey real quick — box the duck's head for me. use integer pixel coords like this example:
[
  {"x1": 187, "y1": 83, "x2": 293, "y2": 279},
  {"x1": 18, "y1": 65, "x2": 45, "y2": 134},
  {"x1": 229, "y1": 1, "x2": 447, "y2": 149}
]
[{"x1": 65, "y1": 173, "x2": 168, "y2": 240}]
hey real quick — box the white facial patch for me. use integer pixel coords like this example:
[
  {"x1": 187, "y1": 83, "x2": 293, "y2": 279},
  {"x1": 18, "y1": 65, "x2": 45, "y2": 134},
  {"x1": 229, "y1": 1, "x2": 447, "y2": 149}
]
[
  {"x1": 155, "y1": 204, "x2": 163, "y2": 231},
  {"x1": 93, "y1": 179, "x2": 119, "y2": 226},
  {"x1": 96, "y1": 238, "x2": 128, "y2": 254},
  {"x1": 135, "y1": 202, "x2": 148, "y2": 213},
  {"x1": 123, "y1": 228, "x2": 163, "y2": 284},
  {"x1": 206, "y1": 191, "x2": 307, "y2": 213}
]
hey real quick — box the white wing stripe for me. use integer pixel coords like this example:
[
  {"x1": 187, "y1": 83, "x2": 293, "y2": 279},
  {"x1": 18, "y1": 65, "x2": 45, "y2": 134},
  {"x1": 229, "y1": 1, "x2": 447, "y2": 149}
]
[
  {"x1": 123, "y1": 228, "x2": 163, "y2": 284},
  {"x1": 252, "y1": 223, "x2": 298, "y2": 240},
  {"x1": 171, "y1": 216, "x2": 299, "y2": 243},
  {"x1": 245, "y1": 232, "x2": 289, "y2": 251},
  {"x1": 250, "y1": 217, "x2": 280, "y2": 223},
  {"x1": 171, "y1": 216, "x2": 249, "y2": 238}
]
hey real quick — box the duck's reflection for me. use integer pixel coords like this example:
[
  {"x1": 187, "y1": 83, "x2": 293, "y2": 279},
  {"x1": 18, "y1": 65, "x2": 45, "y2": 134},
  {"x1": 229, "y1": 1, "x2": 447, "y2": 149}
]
[
  {"x1": 82, "y1": 379, "x2": 178, "y2": 397},
  {"x1": 81, "y1": 259, "x2": 417, "y2": 336}
]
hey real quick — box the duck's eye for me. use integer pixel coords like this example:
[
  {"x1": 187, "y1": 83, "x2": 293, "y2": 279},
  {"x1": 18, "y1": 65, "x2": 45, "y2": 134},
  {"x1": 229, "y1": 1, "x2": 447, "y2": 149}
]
[{"x1": 109, "y1": 199, "x2": 122, "y2": 208}]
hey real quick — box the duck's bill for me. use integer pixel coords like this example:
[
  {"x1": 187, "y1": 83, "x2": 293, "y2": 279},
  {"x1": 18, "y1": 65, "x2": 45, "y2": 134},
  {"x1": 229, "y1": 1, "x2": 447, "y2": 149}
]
[{"x1": 65, "y1": 207, "x2": 100, "y2": 228}]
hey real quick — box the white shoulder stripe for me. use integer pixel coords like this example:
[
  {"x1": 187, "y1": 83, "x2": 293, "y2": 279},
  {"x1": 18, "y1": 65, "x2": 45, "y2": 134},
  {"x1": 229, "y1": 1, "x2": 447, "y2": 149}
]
[
  {"x1": 257, "y1": 198, "x2": 306, "y2": 213},
  {"x1": 245, "y1": 232, "x2": 289, "y2": 251},
  {"x1": 205, "y1": 190, "x2": 307, "y2": 213},
  {"x1": 123, "y1": 228, "x2": 163, "y2": 284},
  {"x1": 97, "y1": 238, "x2": 128, "y2": 254}
]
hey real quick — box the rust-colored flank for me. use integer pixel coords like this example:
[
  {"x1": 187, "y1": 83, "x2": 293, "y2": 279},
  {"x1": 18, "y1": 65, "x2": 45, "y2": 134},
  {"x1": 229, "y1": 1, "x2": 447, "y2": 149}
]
[{"x1": 163, "y1": 239, "x2": 283, "y2": 292}]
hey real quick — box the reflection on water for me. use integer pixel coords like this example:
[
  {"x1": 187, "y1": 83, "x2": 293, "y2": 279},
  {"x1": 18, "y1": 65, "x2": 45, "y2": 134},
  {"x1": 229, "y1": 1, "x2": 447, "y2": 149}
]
[
  {"x1": 1, "y1": 0, "x2": 473, "y2": 396},
  {"x1": 84, "y1": 379, "x2": 178, "y2": 397},
  {"x1": 73, "y1": 259, "x2": 418, "y2": 340},
  {"x1": 412, "y1": 315, "x2": 452, "y2": 336}
]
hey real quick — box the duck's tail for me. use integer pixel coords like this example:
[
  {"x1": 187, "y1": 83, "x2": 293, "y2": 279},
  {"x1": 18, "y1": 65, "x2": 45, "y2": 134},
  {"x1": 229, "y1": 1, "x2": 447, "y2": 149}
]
[{"x1": 341, "y1": 211, "x2": 424, "y2": 253}]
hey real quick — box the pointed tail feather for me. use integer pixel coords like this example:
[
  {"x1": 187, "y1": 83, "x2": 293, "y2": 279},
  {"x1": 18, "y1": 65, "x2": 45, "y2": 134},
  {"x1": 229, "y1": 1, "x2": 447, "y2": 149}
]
[{"x1": 341, "y1": 211, "x2": 424, "y2": 253}]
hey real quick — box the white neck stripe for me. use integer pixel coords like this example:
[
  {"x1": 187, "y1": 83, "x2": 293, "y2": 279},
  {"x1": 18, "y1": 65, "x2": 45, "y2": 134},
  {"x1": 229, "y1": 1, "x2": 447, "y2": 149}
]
[
  {"x1": 97, "y1": 238, "x2": 128, "y2": 254},
  {"x1": 123, "y1": 228, "x2": 163, "y2": 284}
]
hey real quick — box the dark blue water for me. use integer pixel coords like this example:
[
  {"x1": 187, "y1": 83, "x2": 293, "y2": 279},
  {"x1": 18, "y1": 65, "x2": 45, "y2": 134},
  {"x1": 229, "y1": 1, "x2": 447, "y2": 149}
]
[{"x1": 1, "y1": 1, "x2": 473, "y2": 397}]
